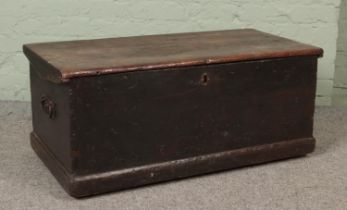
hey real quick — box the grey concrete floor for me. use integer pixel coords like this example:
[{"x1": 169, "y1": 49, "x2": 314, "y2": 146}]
[{"x1": 0, "y1": 101, "x2": 346, "y2": 210}]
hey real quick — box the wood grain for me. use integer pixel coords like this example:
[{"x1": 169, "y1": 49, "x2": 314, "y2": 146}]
[{"x1": 23, "y1": 29, "x2": 323, "y2": 82}]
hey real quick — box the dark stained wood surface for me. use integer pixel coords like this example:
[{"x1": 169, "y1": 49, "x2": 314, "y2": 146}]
[
  {"x1": 23, "y1": 29, "x2": 323, "y2": 82},
  {"x1": 29, "y1": 56, "x2": 318, "y2": 197}
]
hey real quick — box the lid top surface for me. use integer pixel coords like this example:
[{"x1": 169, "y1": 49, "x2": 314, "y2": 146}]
[{"x1": 23, "y1": 29, "x2": 323, "y2": 81}]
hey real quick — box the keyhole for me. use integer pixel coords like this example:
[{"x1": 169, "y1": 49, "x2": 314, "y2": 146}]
[{"x1": 201, "y1": 73, "x2": 209, "y2": 85}]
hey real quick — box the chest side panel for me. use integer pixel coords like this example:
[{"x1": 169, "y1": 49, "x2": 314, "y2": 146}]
[
  {"x1": 69, "y1": 56, "x2": 317, "y2": 175},
  {"x1": 30, "y1": 65, "x2": 72, "y2": 172}
]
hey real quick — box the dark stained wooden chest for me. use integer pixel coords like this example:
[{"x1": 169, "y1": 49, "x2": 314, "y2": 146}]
[{"x1": 23, "y1": 29, "x2": 323, "y2": 197}]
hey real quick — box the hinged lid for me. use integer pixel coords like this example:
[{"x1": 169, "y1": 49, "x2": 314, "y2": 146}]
[{"x1": 23, "y1": 29, "x2": 323, "y2": 83}]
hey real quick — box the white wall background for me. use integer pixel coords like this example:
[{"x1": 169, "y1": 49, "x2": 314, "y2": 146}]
[
  {"x1": 0, "y1": 0, "x2": 342, "y2": 105},
  {"x1": 334, "y1": 0, "x2": 347, "y2": 106},
  {"x1": 335, "y1": 0, "x2": 347, "y2": 88}
]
